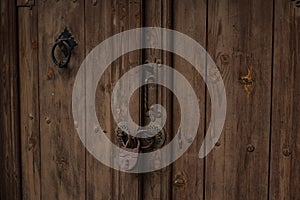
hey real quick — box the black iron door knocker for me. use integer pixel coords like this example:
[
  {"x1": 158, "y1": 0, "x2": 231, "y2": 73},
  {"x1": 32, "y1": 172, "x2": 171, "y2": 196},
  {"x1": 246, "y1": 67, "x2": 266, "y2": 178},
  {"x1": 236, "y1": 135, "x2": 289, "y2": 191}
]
[{"x1": 51, "y1": 28, "x2": 78, "y2": 68}]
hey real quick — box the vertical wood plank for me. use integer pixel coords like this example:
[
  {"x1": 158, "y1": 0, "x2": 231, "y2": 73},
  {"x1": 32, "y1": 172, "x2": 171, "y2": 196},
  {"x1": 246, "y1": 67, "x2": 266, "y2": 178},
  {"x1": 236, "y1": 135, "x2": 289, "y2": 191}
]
[
  {"x1": 111, "y1": 0, "x2": 141, "y2": 199},
  {"x1": 269, "y1": 1, "x2": 300, "y2": 199},
  {"x1": 142, "y1": 0, "x2": 173, "y2": 199},
  {"x1": 205, "y1": 0, "x2": 273, "y2": 199},
  {"x1": 171, "y1": 0, "x2": 207, "y2": 199},
  {"x1": 18, "y1": 5, "x2": 41, "y2": 200},
  {"x1": 0, "y1": 0, "x2": 22, "y2": 199},
  {"x1": 38, "y1": 0, "x2": 86, "y2": 199},
  {"x1": 84, "y1": 0, "x2": 114, "y2": 199},
  {"x1": 85, "y1": 0, "x2": 142, "y2": 199}
]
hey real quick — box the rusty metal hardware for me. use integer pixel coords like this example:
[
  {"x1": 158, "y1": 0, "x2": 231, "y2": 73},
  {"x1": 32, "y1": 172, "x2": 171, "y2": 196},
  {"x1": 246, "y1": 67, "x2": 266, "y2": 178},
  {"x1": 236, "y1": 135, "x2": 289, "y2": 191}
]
[
  {"x1": 173, "y1": 173, "x2": 187, "y2": 187},
  {"x1": 246, "y1": 144, "x2": 255, "y2": 153},
  {"x1": 115, "y1": 121, "x2": 166, "y2": 152},
  {"x1": 137, "y1": 124, "x2": 166, "y2": 152},
  {"x1": 51, "y1": 28, "x2": 78, "y2": 68}
]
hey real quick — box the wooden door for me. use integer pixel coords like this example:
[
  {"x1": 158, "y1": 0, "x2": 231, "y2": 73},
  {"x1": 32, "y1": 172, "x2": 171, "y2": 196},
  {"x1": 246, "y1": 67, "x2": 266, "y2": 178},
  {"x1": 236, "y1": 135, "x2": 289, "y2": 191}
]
[{"x1": 16, "y1": 0, "x2": 300, "y2": 200}]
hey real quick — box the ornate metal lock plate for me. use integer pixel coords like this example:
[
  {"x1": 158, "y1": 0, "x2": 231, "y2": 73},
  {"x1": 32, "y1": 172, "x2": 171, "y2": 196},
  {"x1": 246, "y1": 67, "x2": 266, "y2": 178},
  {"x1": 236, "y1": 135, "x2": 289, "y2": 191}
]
[{"x1": 137, "y1": 124, "x2": 166, "y2": 152}]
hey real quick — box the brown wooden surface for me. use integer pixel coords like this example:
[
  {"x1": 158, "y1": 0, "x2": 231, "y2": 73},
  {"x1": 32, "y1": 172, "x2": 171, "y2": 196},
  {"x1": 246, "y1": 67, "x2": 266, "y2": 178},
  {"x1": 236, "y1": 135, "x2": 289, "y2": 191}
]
[
  {"x1": 171, "y1": 0, "x2": 207, "y2": 199},
  {"x1": 37, "y1": 0, "x2": 86, "y2": 199},
  {"x1": 85, "y1": 0, "x2": 113, "y2": 199},
  {"x1": 142, "y1": 0, "x2": 172, "y2": 200},
  {"x1": 0, "y1": 0, "x2": 22, "y2": 199},
  {"x1": 110, "y1": 0, "x2": 141, "y2": 199},
  {"x1": 18, "y1": 5, "x2": 40, "y2": 200},
  {"x1": 269, "y1": 1, "x2": 300, "y2": 199},
  {"x1": 1, "y1": 0, "x2": 300, "y2": 199},
  {"x1": 205, "y1": 0, "x2": 273, "y2": 199}
]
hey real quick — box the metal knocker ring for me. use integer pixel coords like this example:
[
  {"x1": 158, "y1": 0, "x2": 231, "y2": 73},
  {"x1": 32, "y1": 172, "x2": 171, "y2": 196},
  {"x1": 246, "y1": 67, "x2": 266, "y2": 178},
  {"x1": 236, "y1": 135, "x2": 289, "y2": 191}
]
[
  {"x1": 51, "y1": 39, "x2": 72, "y2": 68},
  {"x1": 51, "y1": 28, "x2": 78, "y2": 68}
]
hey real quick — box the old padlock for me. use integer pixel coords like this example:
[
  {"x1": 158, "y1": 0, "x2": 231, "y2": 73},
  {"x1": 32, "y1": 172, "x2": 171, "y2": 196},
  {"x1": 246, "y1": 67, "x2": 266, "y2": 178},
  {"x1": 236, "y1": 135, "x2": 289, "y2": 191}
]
[{"x1": 119, "y1": 138, "x2": 140, "y2": 171}]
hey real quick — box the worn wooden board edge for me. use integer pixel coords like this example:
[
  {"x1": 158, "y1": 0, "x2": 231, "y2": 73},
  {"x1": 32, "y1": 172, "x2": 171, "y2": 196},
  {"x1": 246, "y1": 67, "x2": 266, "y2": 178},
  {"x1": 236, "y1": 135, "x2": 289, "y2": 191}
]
[
  {"x1": 269, "y1": 0, "x2": 300, "y2": 199},
  {"x1": 18, "y1": 4, "x2": 41, "y2": 200},
  {"x1": 140, "y1": 0, "x2": 173, "y2": 199},
  {"x1": 37, "y1": 0, "x2": 86, "y2": 199},
  {"x1": 205, "y1": 0, "x2": 273, "y2": 199},
  {"x1": 171, "y1": 0, "x2": 207, "y2": 199},
  {"x1": 0, "y1": 0, "x2": 22, "y2": 199}
]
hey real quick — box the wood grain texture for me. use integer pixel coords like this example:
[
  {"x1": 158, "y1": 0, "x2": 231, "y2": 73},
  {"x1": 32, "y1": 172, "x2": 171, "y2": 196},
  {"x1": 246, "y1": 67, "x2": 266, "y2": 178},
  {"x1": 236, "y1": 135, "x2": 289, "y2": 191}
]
[
  {"x1": 171, "y1": 0, "x2": 207, "y2": 199},
  {"x1": 18, "y1": 5, "x2": 41, "y2": 200},
  {"x1": 8, "y1": 0, "x2": 300, "y2": 199},
  {"x1": 205, "y1": 0, "x2": 273, "y2": 199},
  {"x1": 0, "y1": 0, "x2": 22, "y2": 199},
  {"x1": 84, "y1": 0, "x2": 114, "y2": 199},
  {"x1": 141, "y1": 0, "x2": 172, "y2": 199},
  {"x1": 85, "y1": 0, "x2": 142, "y2": 199},
  {"x1": 37, "y1": 0, "x2": 86, "y2": 199},
  {"x1": 269, "y1": 1, "x2": 300, "y2": 199},
  {"x1": 111, "y1": 0, "x2": 141, "y2": 199}
]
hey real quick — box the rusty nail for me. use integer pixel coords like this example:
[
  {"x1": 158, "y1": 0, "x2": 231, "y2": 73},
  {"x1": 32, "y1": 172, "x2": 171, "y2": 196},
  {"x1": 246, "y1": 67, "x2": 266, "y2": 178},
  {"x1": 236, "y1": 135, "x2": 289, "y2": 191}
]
[
  {"x1": 283, "y1": 148, "x2": 291, "y2": 157},
  {"x1": 174, "y1": 174, "x2": 186, "y2": 187},
  {"x1": 174, "y1": 178, "x2": 184, "y2": 186},
  {"x1": 47, "y1": 69, "x2": 54, "y2": 79},
  {"x1": 247, "y1": 144, "x2": 255, "y2": 152},
  {"x1": 45, "y1": 117, "x2": 51, "y2": 124},
  {"x1": 29, "y1": 114, "x2": 34, "y2": 120}
]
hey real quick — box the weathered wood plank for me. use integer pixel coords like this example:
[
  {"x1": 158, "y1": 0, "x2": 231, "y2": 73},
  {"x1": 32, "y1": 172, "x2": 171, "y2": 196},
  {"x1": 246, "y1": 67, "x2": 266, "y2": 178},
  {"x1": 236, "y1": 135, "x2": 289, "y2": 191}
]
[
  {"x1": 269, "y1": 1, "x2": 300, "y2": 199},
  {"x1": 38, "y1": 0, "x2": 86, "y2": 199},
  {"x1": 18, "y1": 5, "x2": 41, "y2": 200},
  {"x1": 171, "y1": 0, "x2": 207, "y2": 199},
  {"x1": 205, "y1": 0, "x2": 273, "y2": 199},
  {"x1": 85, "y1": 0, "x2": 142, "y2": 199},
  {"x1": 142, "y1": 0, "x2": 173, "y2": 199},
  {"x1": 111, "y1": 0, "x2": 141, "y2": 199},
  {"x1": 0, "y1": 0, "x2": 22, "y2": 199},
  {"x1": 84, "y1": 0, "x2": 113, "y2": 199}
]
